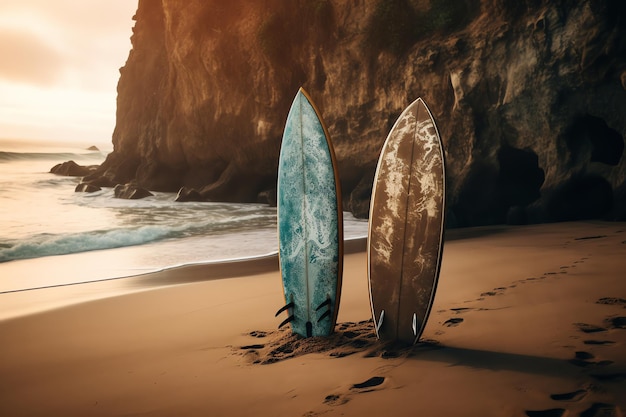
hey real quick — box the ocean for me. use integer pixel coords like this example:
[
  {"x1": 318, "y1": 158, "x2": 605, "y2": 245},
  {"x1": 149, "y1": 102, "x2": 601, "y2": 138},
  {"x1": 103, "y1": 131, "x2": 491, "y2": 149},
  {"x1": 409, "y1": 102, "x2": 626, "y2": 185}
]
[{"x1": 0, "y1": 139, "x2": 368, "y2": 293}]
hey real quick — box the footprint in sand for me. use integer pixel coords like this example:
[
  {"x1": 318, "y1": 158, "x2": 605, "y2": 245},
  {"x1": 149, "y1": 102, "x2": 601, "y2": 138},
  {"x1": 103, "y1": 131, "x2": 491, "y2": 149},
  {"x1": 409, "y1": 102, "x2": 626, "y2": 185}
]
[
  {"x1": 240, "y1": 344, "x2": 264, "y2": 349},
  {"x1": 605, "y1": 316, "x2": 626, "y2": 329},
  {"x1": 596, "y1": 297, "x2": 626, "y2": 307},
  {"x1": 573, "y1": 314, "x2": 626, "y2": 339},
  {"x1": 574, "y1": 235, "x2": 607, "y2": 241},
  {"x1": 379, "y1": 349, "x2": 401, "y2": 359},
  {"x1": 513, "y1": 277, "x2": 543, "y2": 286},
  {"x1": 443, "y1": 317, "x2": 464, "y2": 327},
  {"x1": 583, "y1": 340, "x2": 616, "y2": 345},
  {"x1": 537, "y1": 391, "x2": 622, "y2": 417},
  {"x1": 580, "y1": 402, "x2": 621, "y2": 417},
  {"x1": 449, "y1": 306, "x2": 490, "y2": 316},
  {"x1": 323, "y1": 393, "x2": 349, "y2": 406},
  {"x1": 480, "y1": 287, "x2": 507, "y2": 297},
  {"x1": 574, "y1": 323, "x2": 608, "y2": 334},
  {"x1": 525, "y1": 408, "x2": 566, "y2": 417},
  {"x1": 550, "y1": 388, "x2": 588, "y2": 402},
  {"x1": 573, "y1": 257, "x2": 589, "y2": 265},
  {"x1": 568, "y1": 351, "x2": 613, "y2": 368},
  {"x1": 321, "y1": 376, "x2": 386, "y2": 409},
  {"x1": 351, "y1": 376, "x2": 385, "y2": 392}
]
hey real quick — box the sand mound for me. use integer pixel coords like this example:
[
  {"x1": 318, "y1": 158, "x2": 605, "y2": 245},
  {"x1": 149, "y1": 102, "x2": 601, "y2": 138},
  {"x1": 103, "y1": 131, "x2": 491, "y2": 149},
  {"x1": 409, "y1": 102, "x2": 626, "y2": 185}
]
[{"x1": 233, "y1": 320, "x2": 441, "y2": 364}]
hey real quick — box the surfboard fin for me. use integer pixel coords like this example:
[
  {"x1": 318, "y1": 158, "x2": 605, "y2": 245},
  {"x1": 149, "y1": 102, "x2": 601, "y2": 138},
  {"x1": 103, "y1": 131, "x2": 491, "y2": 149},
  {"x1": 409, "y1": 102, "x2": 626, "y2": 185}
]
[
  {"x1": 278, "y1": 315, "x2": 295, "y2": 329},
  {"x1": 317, "y1": 309, "x2": 331, "y2": 323},
  {"x1": 412, "y1": 313, "x2": 419, "y2": 337},
  {"x1": 375, "y1": 310, "x2": 385, "y2": 333},
  {"x1": 315, "y1": 298, "x2": 331, "y2": 311},
  {"x1": 275, "y1": 301, "x2": 294, "y2": 317}
]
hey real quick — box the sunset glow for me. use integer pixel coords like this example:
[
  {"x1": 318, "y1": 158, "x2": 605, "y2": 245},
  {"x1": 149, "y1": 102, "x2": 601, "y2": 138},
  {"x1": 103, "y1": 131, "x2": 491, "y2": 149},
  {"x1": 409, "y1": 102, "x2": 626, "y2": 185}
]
[{"x1": 0, "y1": 0, "x2": 137, "y2": 144}]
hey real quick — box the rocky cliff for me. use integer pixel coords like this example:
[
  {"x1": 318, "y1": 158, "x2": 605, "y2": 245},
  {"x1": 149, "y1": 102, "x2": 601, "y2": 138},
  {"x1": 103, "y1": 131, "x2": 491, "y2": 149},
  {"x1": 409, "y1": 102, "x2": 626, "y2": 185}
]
[{"x1": 85, "y1": 0, "x2": 626, "y2": 227}]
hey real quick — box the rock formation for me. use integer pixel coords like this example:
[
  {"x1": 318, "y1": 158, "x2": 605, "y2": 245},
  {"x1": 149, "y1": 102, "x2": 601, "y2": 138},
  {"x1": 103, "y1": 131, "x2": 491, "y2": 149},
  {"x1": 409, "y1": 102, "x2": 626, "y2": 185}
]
[
  {"x1": 175, "y1": 186, "x2": 203, "y2": 202},
  {"x1": 50, "y1": 160, "x2": 98, "y2": 177},
  {"x1": 113, "y1": 183, "x2": 154, "y2": 199},
  {"x1": 86, "y1": 0, "x2": 626, "y2": 226},
  {"x1": 75, "y1": 183, "x2": 102, "y2": 193}
]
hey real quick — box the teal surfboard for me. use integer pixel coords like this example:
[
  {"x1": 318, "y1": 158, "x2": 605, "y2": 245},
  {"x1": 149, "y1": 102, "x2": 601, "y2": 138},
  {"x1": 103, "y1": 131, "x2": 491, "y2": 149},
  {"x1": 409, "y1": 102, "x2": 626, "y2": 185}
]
[{"x1": 275, "y1": 88, "x2": 343, "y2": 338}]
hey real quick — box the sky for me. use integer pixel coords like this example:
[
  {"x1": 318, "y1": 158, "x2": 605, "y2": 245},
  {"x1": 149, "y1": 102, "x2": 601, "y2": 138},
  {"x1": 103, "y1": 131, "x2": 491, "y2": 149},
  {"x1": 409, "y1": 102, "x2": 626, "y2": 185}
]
[{"x1": 0, "y1": 0, "x2": 138, "y2": 146}]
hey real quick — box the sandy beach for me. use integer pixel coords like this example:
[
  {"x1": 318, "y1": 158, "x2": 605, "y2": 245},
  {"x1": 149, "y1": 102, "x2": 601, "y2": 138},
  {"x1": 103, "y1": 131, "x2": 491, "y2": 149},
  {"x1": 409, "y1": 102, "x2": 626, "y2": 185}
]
[{"x1": 1, "y1": 221, "x2": 625, "y2": 417}]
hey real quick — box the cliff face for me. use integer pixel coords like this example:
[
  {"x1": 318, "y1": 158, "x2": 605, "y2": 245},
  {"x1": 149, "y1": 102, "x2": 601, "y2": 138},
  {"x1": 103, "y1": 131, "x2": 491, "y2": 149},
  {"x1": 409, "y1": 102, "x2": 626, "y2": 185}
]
[{"x1": 89, "y1": 0, "x2": 626, "y2": 226}]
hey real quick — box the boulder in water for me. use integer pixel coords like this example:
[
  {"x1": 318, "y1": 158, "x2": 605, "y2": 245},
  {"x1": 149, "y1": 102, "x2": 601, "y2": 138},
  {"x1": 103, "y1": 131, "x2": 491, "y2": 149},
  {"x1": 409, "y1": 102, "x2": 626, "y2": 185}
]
[
  {"x1": 50, "y1": 161, "x2": 98, "y2": 177},
  {"x1": 114, "y1": 183, "x2": 153, "y2": 199},
  {"x1": 75, "y1": 183, "x2": 102, "y2": 193},
  {"x1": 175, "y1": 186, "x2": 204, "y2": 202}
]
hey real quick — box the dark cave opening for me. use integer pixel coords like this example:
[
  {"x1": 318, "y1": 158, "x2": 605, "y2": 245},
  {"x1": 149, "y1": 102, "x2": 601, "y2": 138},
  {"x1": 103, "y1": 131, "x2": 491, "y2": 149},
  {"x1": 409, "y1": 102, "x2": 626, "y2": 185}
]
[
  {"x1": 497, "y1": 144, "x2": 545, "y2": 207},
  {"x1": 450, "y1": 145, "x2": 546, "y2": 227},
  {"x1": 563, "y1": 115, "x2": 624, "y2": 166},
  {"x1": 546, "y1": 175, "x2": 614, "y2": 222}
]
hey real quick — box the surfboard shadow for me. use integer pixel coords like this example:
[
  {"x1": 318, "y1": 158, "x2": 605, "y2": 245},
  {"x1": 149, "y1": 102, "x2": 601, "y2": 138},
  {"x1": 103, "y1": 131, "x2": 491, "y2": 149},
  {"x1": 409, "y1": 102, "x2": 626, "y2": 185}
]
[{"x1": 409, "y1": 344, "x2": 588, "y2": 378}]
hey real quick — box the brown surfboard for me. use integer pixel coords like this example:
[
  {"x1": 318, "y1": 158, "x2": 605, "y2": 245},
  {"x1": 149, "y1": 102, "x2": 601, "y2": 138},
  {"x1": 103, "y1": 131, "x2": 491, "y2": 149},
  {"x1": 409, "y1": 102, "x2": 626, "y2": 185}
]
[{"x1": 367, "y1": 98, "x2": 445, "y2": 345}]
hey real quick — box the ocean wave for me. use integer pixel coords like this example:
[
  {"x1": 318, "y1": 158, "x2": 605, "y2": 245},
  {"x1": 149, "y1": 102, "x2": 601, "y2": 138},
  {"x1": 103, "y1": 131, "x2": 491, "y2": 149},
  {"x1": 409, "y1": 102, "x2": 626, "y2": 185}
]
[
  {"x1": 0, "y1": 212, "x2": 277, "y2": 263},
  {"x1": 0, "y1": 150, "x2": 105, "y2": 163},
  {"x1": 0, "y1": 227, "x2": 171, "y2": 263}
]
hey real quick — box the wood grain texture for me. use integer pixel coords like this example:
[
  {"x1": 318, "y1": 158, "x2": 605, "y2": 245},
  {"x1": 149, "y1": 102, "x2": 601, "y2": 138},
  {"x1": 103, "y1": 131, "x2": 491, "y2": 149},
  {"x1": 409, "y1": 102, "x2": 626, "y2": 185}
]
[
  {"x1": 368, "y1": 98, "x2": 445, "y2": 345},
  {"x1": 277, "y1": 88, "x2": 343, "y2": 337}
]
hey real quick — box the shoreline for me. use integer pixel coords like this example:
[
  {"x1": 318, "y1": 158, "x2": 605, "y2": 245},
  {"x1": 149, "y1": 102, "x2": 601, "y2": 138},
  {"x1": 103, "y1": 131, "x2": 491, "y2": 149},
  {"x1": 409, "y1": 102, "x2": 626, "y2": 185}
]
[
  {"x1": 1, "y1": 221, "x2": 625, "y2": 416},
  {"x1": 0, "y1": 237, "x2": 366, "y2": 321},
  {"x1": 0, "y1": 221, "x2": 622, "y2": 321}
]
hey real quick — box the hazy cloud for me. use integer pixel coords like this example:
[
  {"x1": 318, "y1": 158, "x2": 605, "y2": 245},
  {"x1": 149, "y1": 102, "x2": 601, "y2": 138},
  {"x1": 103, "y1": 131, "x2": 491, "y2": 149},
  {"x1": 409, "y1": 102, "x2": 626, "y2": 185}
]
[
  {"x1": 0, "y1": 0, "x2": 137, "y2": 142},
  {"x1": 0, "y1": 26, "x2": 66, "y2": 85},
  {"x1": 0, "y1": 0, "x2": 136, "y2": 91}
]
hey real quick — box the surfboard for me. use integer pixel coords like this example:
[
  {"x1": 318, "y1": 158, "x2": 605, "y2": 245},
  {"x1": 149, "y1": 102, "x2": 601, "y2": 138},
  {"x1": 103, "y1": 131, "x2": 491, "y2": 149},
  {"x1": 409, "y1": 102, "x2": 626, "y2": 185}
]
[
  {"x1": 367, "y1": 97, "x2": 445, "y2": 345},
  {"x1": 275, "y1": 88, "x2": 343, "y2": 338}
]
